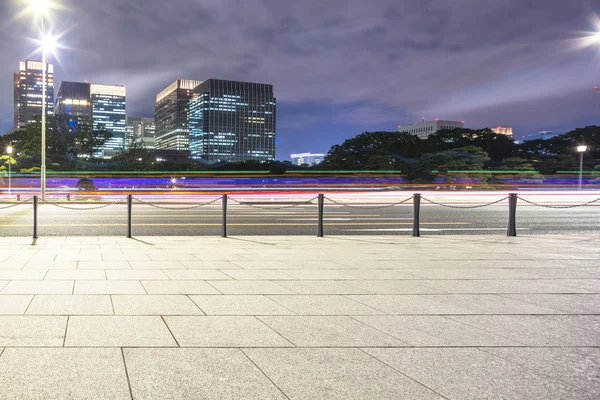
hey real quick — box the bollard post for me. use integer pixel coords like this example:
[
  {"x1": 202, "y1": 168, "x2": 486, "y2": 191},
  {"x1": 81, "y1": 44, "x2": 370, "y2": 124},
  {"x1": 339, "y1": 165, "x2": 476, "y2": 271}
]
[
  {"x1": 507, "y1": 193, "x2": 517, "y2": 237},
  {"x1": 127, "y1": 194, "x2": 133, "y2": 238},
  {"x1": 317, "y1": 194, "x2": 324, "y2": 237},
  {"x1": 67, "y1": 193, "x2": 71, "y2": 201},
  {"x1": 17, "y1": 194, "x2": 20, "y2": 201},
  {"x1": 222, "y1": 194, "x2": 228, "y2": 238},
  {"x1": 33, "y1": 196, "x2": 38, "y2": 239},
  {"x1": 412, "y1": 193, "x2": 421, "y2": 237}
]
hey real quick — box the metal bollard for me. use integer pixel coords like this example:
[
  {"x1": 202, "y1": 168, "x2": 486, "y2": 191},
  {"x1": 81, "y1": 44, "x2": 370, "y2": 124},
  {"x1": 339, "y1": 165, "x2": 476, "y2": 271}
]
[
  {"x1": 17, "y1": 194, "x2": 20, "y2": 201},
  {"x1": 222, "y1": 194, "x2": 228, "y2": 238},
  {"x1": 127, "y1": 194, "x2": 133, "y2": 238},
  {"x1": 67, "y1": 193, "x2": 71, "y2": 201},
  {"x1": 317, "y1": 194, "x2": 324, "y2": 237},
  {"x1": 507, "y1": 193, "x2": 517, "y2": 237},
  {"x1": 412, "y1": 193, "x2": 421, "y2": 237},
  {"x1": 33, "y1": 196, "x2": 38, "y2": 239}
]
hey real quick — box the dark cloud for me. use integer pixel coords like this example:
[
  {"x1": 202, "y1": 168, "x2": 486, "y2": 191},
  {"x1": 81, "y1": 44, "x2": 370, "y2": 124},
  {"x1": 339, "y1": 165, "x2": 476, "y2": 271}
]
[{"x1": 1, "y1": 0, "x2": 598, "y2": 158}]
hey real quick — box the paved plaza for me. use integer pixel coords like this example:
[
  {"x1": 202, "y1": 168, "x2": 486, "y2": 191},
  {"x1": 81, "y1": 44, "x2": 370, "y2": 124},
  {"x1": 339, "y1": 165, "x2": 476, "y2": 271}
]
[{"x1": 0, "y1": 234, "x2": 599, "y2": 399}]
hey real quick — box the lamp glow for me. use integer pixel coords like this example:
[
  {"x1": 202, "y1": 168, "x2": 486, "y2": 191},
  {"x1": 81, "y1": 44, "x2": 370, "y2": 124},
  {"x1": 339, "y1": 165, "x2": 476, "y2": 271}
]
[
  {"x1": 577, "y1": 145, "x2": 588, "y2": 152},
  {"x1": 28, "y1": 0, "x2": 49, "y2": 13},
  {"x1": 6, "y1": 146, "x2": 13, "y2": 155}
]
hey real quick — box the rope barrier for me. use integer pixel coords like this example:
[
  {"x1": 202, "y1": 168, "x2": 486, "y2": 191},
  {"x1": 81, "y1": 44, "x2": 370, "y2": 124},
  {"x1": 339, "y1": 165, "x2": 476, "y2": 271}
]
[
  {"x1": 41, "y1": 198, "x2": 126, "y2": 210},
  {"x1": 133, "y1": 196, "x2": 222, "y2": 210},
  {"x1": 228, "y1": 196, "x2": 319, "y2": 210},
  {"x1": 0, "y1": 198, "x2": 33, "y2": 209},
  {"x1": 517, "y1": 196, "x2": 600, "y2": 209},
  {"x1": 420, "y1": 196, "x2": 509, "y2": 209},
  {"x1": 324, "y1": 196, "x2": 413, "y2": 209}
]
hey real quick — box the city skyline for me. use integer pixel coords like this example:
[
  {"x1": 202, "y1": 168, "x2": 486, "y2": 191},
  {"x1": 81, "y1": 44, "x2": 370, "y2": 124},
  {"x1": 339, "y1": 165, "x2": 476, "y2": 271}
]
[{"x1": 1, "y1": 0, "x2": 599, "y2": 159}]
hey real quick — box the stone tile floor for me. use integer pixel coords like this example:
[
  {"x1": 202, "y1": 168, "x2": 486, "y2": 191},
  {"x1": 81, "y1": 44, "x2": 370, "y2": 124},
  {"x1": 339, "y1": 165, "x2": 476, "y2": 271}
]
[{"x1": 0, "y1": 235, "x2": 599, "y2": 399}]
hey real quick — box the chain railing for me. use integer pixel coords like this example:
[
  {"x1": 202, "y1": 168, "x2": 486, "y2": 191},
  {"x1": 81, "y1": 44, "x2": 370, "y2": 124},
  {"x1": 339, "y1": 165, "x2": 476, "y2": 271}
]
[{"x1": 2, "y1": 192, "x2": 598, "y2": 239}]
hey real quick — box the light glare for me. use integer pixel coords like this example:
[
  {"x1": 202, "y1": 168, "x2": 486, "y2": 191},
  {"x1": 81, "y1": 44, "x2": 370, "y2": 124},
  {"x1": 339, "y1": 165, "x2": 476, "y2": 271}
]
[
  {"x1": 577, "y1": 145, "x2": 588, "y2": 152},
  {"x1": 7, "y1": 146, "x2": 13, "y2": 154},
  {"x1": 28, "y1": 0, "x2": 50, "y2": 13}
]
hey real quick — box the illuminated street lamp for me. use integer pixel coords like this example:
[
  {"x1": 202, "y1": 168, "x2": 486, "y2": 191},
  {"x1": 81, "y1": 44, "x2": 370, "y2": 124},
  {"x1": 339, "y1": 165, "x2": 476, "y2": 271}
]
[
  {"x1": 576, "y1": 145, "x2": 588, "y2": 190},
  {"x1": 6, "y1": 146, "x2": 13, "y2": 195}
]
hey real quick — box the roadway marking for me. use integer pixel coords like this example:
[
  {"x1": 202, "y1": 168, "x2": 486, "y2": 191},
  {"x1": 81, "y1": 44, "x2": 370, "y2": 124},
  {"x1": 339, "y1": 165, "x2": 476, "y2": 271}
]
[
  {"x1": 0, "y1": 222, "x2": 470, "y2": 227},
  {"x1": 347, "y1": 227, "x2": 529, "y2": 232}
]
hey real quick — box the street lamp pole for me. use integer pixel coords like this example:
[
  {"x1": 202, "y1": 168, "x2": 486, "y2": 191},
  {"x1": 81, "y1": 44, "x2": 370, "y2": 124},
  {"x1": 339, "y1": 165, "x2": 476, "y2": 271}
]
[
  {"x1": 40, "y1": 15, "x2": 46, "y2": 199},
  {"x1": 6, "y1": 146, "x2": 13, "y2": 196},
  {"x1": 576, "y1": 145, "x2": 587, "y2": 190}
]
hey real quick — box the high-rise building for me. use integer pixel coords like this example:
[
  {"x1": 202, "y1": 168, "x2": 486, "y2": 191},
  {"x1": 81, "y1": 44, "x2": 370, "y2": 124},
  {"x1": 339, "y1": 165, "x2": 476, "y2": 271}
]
[
  {"x1": 54, "y1": 81, "x2": 92, "y2": 118},
  {"x1": 155, "y1": 79, "x2": 202, "y2": 151},
  {"x1": 291, "y1": 153, "x2": 324, "y2": 166},
  {"x1": 90, "y1": 84, "x2": 126, "y2": 158},
  {"x1": 398, "y1": 119, "x2": 464, "y2": 140},
  {"x1": 491, "y1": 126, "x2": 513, "y2": 138},
  {"x1": 189, "y1": 79, "x2": 276, "y2": 162},
  {"x1": 125, "y1": 116, "x2": 156, "y2": 149},
  {"x1": 14, "y1": 60, "x2": 55, "y2": 130}
]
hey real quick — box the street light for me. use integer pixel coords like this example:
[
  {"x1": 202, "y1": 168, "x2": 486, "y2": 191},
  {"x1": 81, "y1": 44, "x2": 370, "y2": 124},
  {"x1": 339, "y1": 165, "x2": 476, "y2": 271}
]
[
  {"x1": 6, "y1": 146, "x2": 13, "y2": 196},
  {"x1": 576, "y1": 145, "x2": 588, "y2": 190}
]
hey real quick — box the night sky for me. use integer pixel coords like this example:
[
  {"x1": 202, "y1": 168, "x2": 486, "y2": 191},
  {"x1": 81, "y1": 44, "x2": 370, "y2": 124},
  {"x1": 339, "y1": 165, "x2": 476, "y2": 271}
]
[{"x1": 1, "y1": 0, "x2": 599, "y2": 160}]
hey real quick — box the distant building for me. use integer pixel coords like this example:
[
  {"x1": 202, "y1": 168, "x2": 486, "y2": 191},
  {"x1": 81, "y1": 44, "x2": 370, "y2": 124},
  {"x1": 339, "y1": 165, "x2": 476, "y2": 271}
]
[
  {"x1": 491, "y1": 126, "x2": 513, "y2": 138},
  {"x1": 126, "y1": 116, "x2": 156, "y2": 149},
  {"x1": 14, "y1": 60, "x2": 55, "y2": 130},
  {"x1": 291, "y1": 153, "x2": 324, "y2": 166},
  {"x1": 398, "y1": 119, "x2": 463, "y2": 140},
  {"x1": 55, "y1": 81, "x2": 92, "y2": 119},
  {"x1": 90, "y1": 84, "x2": 126, "y2": 158},
  {"x1": 520, "y1": 130, "x2": 563, "y2": 143},
  {"x1": 189, "y1": 79, "x2": 276, "y2": 162},
  {"x1": 155, "y1": 79, "x2": 202, "y2": 151}
]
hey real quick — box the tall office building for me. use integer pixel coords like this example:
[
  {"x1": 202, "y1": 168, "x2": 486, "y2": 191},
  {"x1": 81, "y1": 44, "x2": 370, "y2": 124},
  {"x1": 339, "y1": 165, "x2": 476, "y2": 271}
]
[
  {"x1": 90, "y1": 84, "x2": 126, "y2": 158},
  {"x1": 125, "y1": 116, "x2": 156, "y2": 149},
  {"x1": 155, "y1": 79, "x2": 202, "y2": 151},
  {"x1": 189, "y1": 79, "x2": 276, "y2": 162},
  {"x1": 491, "y1": 126, "x2": 514, "y2": 138},
  {"x1": 398, "y1": 119, "x2": 464, "y2": 140},
  {"x1": 55, "y1": 81, "x2": 92, "y2": 118},
  {"x1": 14, "y1": 60, "x2": 55, "y2": 130}
]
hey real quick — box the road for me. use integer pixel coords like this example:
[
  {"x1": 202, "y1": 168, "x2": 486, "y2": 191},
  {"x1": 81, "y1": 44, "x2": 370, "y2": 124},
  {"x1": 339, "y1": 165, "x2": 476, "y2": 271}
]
[{"x1": 0, "y1": 191, "x2": 598, "y2": 236}]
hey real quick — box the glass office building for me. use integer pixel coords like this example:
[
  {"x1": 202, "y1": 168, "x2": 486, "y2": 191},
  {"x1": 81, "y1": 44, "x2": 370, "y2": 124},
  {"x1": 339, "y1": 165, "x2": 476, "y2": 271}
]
[
  {"x1": 90, "y1": 84, "x2": 126, "y2": 158},
  {"x1": 125, "y1": 116, "x2": 156, "y2": 149},
  {"x1": 189, "y1": 79, "x2": 276, "y2": 162},
  {"x1": 14, "y1": 60, "x2": 55, "y2": 130},
  {"x1": 155, "y1": 79, "x2": 202, "y2": 151},
  {"x1": 55, "y1": 81, "x2": 92, "y2": 118}
]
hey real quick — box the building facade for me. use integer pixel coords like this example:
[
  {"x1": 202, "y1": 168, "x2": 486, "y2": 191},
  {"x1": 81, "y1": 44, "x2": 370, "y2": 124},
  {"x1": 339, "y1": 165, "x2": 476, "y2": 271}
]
[
  {"x1": 398, "y1": 119, "x2": 464, "y2": 140},
  {"x1": 491, "y1": 126, "x2": 513, "y2": 138},
  {"x1": 290, "y1": 153, "x2": 324, "y2": 166},
  {"x1": 125, "y1": 116, "x2": 156, "y2": 149},
  {"x1": 189, "y1": 79, "x2": 276, "y2": 162},
  {"x1": 54, "y1": 81, "x2": 92, "y2": 118},
  {"x1": 14, "y1": 60, "x2": 55, "y2": 130},
  {"x1": 90, "y1": 84, "x2": 126, "y2": 158},
  {"x1": 155, "y1": 79, "x2": 202, "y2": 151}
]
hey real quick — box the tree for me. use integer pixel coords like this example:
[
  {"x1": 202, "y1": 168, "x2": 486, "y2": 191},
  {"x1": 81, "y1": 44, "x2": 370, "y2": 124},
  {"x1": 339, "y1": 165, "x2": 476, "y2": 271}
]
[
  {"x1": 73, "y1": 118, "x2": 112, "y2": 159},
  {"x1": 112, "y1": 141, "x2": 155, "y2": 171}
]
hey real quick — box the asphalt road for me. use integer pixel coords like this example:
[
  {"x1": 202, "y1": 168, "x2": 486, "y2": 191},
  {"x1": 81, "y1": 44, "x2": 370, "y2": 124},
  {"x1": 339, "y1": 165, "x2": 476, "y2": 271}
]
[{"x1": 0, "y1": 194, "x2": 598, "y2": 236}]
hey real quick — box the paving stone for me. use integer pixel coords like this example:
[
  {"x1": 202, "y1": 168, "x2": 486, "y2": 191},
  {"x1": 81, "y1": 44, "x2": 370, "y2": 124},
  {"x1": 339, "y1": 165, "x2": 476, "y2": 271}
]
[
  {"x1": 268, "y1": 295, "x2": 385, "y2": 315},
  {"x1": 0, "y1": 348, "x2": 130, "y2": 399},
  {"x1": 346, "y1": 295, "x2": 467, "y2": 314},
  {"x1": 112, "y1": 295, "x2": 203, "y2": 315},
  {"x1": 65, "y1": 316, "x2": 177, "y2": 347},
  {"x1": 179, "y1": 260, "x2": 242, "y2": 270},
  {"x1": 74, "y1": 280, "x2": 145, "y2": 294},
  {"x1": 141, "y1": 280, "x2": 220, "y2": 294},
  {"x1": 280, "y1": 269, "x2": 357, "y2": 279},
  {"x1": 164, "y1": 316, "x2": 293, "y2": 347},
  {"x1": 163, "y1": 270, "x2": 231, "y2": 280},
  {"x1": 221, "y1": 270, "x2": 293, "y2": 280},
  {"x1": 129, "y1": 261, "x2": 185, "y2": 270},
  {"x1": 1, "y1": 280, "x2": 74, "y2": 295},
  {"x1": 78, "y1": 261, "x2": 131, "y2": 270},
  {"x1": 190, "y1": 295, "x2": 296, "y2": 315},
  {"x1": 106, "y1": 269, "x2": 169, "y2": 280},
  {"x1": 364, "y1": 348, "x2": 589, "y2": 400},
  {"x1": 501, "y1": 293, "x2": 600, "y2": 314},
  {"x1": 275, "y1": 280, "x2": 372, "y2": 294},
  {"x1": 23, "y1": 261, "x2": 77, "y2": 270},
  {"x1": 0, "y1": 316, "x2": 66, "y2": 346},
  {"x1": 0, "y1": 270, "x2": 46, "y2": 280},
  {"x1": 45, "y1": 270, "x2": 106, "y2": 280},
  {"x1": 354, "y1": 316, "x2": 521, "y2": 346},
  {"x1": 26, "y1": 295, "x2": 113, "y2": 315},
  {"x1": 207, "y1": 280, "x2": 294, "y2": 294},
  {"x1": 0, "y1": 295, "x2": 33, "y2": 314},
  {"x1": 259, "y1": 316, "x2": 406, "y2": 347},
  {"x1": 244, "y1": 348, "x2": 445, "y2": 399},
  {"x1": 124, "y1": 348, "x2": 286, "y2": 399}
]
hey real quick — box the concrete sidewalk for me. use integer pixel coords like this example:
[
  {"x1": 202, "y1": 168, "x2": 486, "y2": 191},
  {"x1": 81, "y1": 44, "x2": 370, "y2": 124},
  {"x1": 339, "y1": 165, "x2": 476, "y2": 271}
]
[{"x1": 0, "y1": 234, "x2": 599, "y2": 399}]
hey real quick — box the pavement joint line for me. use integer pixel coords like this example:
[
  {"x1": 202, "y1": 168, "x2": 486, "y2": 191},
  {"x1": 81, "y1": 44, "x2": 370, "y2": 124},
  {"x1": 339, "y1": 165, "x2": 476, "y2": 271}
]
[
  {"x1": 109, "y1": 295, "x2": 116, "y2": 315},
  {"x1": 357, "y1": 347, "x2": 452, "y2": 400},
  {"x1": 62, "y1": 316, "x2": 70, "y2": 347},
  {"x1": 254, "y1": 316, "x2": 298, "y2": 347},
  {"x1": 160, "y1": 315, "x2": 180, "y2": 347},
  {"x1": 239, "y1": 348, "x2": 292, "y2": 400},
  {"x1": 185, "y1": 295, "x2": 207, "y2": 315},
  {"x1": 347, "y1": 315, "x2": 413, "y2": 345},
  {"x1": 120, "y1": 348, "x2": 135, "y2": 400},
  {"x1": 22, "y1": 294, "x2": 36, "y2": 315}
]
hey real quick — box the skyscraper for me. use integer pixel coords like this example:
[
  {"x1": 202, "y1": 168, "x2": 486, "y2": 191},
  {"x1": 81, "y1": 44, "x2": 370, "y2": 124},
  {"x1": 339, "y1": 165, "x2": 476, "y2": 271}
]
[
  {"x1": 14, "y1": 60, "x2": 54, "y2": 130},
  {"x1": 189, "y1": 79, "x2": 276, "y2": 162},
  {"x1": 125, "y1": 116, "x2": 156, "y2": 149},
  {"x1": 155, "y1": 79, "x2": 202, "y2": 151},
  {"x1": 54, "y1": 81, "x2": 92, "y2": 118},
  {"x1": 90, "y1": 84, "x2": 126, "y2": 158}
]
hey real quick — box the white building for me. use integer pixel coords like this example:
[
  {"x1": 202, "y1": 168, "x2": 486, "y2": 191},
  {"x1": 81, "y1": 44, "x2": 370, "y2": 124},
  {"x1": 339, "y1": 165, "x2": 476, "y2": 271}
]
[
  {"x1": 491, "y1": 126, "x2": 513, "y2": 138},
  {"x1": 398, "y1": 119, "x2": 464, "y2": 139},
  {"x1": 291, "y1": 152, "x2": 324, "y2": 166}
]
